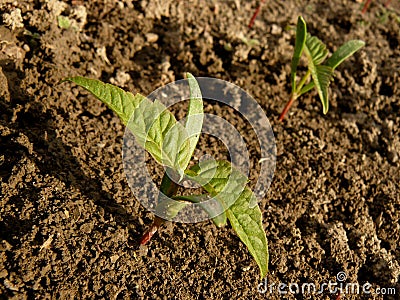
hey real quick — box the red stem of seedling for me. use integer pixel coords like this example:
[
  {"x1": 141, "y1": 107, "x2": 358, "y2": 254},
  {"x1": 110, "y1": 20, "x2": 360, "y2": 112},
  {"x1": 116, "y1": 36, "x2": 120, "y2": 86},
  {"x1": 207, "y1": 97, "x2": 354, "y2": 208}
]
[
  {"x1": 362, "y1": 0, "x2": 372, "y2": 13},
  {"x1": 278, "y1": 94, "x2": 296, "y2": 122},
  {"x1": 248, "y1": 0, "x2": 266, "y2": 28},
  {"x1": 140, "y1": 216, "x2": 165, "y2": 245},
  {"x1": 139, "y1": 171, "x2": 179, "y2": 245}
]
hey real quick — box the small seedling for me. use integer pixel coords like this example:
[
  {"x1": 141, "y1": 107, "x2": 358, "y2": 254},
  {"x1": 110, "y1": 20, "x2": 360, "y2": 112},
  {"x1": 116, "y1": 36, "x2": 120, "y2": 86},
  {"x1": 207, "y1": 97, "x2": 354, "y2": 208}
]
[
  {"x1": 279, "y1": 16, "x2": 365, "y2": 121},
  {"x1": 63, "y1": 74, "x2": 269, "y2": 278},
  {"x1": 240, "y1": 35, "x2": 260, "y2": 48}
]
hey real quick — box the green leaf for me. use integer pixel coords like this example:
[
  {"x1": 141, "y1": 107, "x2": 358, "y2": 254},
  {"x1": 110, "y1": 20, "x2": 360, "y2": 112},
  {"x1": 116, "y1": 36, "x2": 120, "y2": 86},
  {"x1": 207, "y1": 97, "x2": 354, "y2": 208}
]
[
  {"x1": 186, "y1": 160, "x2": 268, "y2": 278},
  {"x1": 187, "y1": 160, "x2": 248, "y2": 209},
  {"x1": 185, "y1": 73, "x2": 204, "y2": 165},
  {"x1": 226, "y1": 188, "x2": 268, "y2": 278},
  {"x1": 298, "y1": 81, "x2": 315, "y2": 95},
  {"x1": 310, "y1": 65, "x2": 333, "y2": 114},
  {"x1": 304, "y1": 35, "x2": 333, "y2": 114},
  {"x1": 64, "y1": 76, "x2": 191, "y2": 174},
  {"x1": 154, "y1": 196, "x2": 187, "y2": 221},
  {"x1": 130, "y1": 98, "x2": 191, "y2": 174},
  {"x1": 62, "y1": 76, "x2": 144, "y2": 125},
  {"x1": 304, "y1": 33, "x2": 329, "y2": 65},
  {"x1": 291, "y1": 16, "x2": 307, "y2": 93},
  {"x1": 326, "y1": 40, "x2": 365, "y2": 70}
]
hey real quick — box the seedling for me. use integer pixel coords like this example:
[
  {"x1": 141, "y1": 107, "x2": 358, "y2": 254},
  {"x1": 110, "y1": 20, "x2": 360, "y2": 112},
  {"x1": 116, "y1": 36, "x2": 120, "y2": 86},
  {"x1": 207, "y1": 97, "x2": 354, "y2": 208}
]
[
  {"x1": 279, "y1": 16, "x2": 365, "y2": 121},
  {"x1": 240, "y1": 35, "x2": 260, "y2": 48},
  {"x1": 63, "y1": 74, "x2": 269, "y2": 278}
]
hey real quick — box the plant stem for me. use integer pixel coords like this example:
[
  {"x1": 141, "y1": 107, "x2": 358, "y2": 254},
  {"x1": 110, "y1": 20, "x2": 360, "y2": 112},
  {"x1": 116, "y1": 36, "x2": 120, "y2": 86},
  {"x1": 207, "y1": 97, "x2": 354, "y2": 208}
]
[
  {"x1": 362, "y1": 0, "x2": 372, "y2": 13},
  {"x1": 139, "y1": 169, "x2": 179, "y2": 245},
  {"x1": 279, "y1": 71, "x2": 311, "y2": 121},
  {"x1": 139, "y1": 215, "x2": 164, "y2": 245},
  {"x1": 278, "y1": 93, "x2": 296, "y2": 122},
  {"x1": 296, "y1": 70, "x2": 311, "y2": 93}
]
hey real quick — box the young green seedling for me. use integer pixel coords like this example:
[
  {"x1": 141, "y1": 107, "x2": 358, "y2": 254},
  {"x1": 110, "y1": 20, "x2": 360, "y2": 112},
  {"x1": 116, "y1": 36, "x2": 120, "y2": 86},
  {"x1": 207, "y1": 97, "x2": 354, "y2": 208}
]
[
  {"x1": 279, "y1": 16, "x2": 365, "y2": 121},
  {"x1": 63, "y1": 74, "x2": 269, "y2": 278}
]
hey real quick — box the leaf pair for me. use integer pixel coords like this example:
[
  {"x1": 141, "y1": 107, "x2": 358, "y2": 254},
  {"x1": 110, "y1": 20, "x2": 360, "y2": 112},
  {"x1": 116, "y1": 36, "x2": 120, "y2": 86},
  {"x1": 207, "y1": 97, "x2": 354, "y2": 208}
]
[{"x1": 289, "y1": 16, "x2": 365, "y2": 115}]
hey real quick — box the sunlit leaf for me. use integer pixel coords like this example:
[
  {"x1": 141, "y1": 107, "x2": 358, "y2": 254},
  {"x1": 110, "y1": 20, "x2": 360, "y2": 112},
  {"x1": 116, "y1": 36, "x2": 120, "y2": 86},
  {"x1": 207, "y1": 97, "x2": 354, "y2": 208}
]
[
  {"x1": 303, "y1": 36, "x2": 333, "y2": 114},
  {"x1": 305, "y1": 33, "x2": 329, "y2": 65},
  {"x1": 186, "y1": 160, "x2": 268, "y2": 278},
  {"x1": 62, "y1": 76, "x2": 144, "y2": 125},
  {"x1": 326, "y1": 40, "x2": 365, "y2": 70},
  {"x1": 291, "y1": 16, "x2": 307, "y2": 93},
  {"x1": 187, "y1": 160, "x2": 248, "y2": 209},
  {"x1": 185, "y1": 73, "x2": 204, "y2": 166},
  {"x1": 299, "y1": 81, "x2": 315, "y2": 95},
  {"x1": 226, "y1": 188, "x2": 268, "y2": 278},
  {"x1": 64, "y1": 76, "x2": 191, "y2": 174}
]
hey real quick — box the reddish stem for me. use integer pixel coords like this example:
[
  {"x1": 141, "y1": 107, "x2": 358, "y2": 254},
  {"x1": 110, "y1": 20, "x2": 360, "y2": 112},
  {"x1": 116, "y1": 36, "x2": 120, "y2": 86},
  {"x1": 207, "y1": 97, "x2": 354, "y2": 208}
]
[
  {"x1": 278, "y1": 95, "x2": 296, "y2": 122},
  {"x1": 361, "y1": 0, "x2": 372, "y2": 13},
  {"x1": 248, "y1": 0, "x2": 266, "y2": 28},
  {"x1": 385, "y1": 0, "x2": 392, "y2": 7},
  {"x1": 140, "y1": 216, "x2": 165, "y2": 245},
  {"x1": 139, "y1": 171, "x2": 179, "y2": 245}
]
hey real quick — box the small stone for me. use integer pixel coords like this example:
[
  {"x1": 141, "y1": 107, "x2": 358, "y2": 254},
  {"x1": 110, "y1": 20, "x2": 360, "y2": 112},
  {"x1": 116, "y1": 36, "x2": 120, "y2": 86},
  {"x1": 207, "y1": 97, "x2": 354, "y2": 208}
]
[
  {"x1": 145, "y1": 33, "x2": 159, "y2": 43},
  {"x1": 114, "y1": 70, "x2": 131, "y2": 86},
  {"x1": 271, "y1": 24, "x2": 282, "y2": 35},
  {"x1": 0, "y1": 269, "x2": 8, "y2": 278},
  {"x1": 40, "y1": 234, "x2": 54, "y2": 251},
  {"x1": 110, "y1": 255, "x2": 119, "y2": 263}
]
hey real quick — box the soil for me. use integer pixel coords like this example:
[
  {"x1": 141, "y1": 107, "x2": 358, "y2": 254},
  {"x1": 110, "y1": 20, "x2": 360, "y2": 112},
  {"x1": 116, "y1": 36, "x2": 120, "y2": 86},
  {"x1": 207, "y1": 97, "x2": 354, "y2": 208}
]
[{"x1": 1, "y1": 0, "x2": 399, "y2": 299}]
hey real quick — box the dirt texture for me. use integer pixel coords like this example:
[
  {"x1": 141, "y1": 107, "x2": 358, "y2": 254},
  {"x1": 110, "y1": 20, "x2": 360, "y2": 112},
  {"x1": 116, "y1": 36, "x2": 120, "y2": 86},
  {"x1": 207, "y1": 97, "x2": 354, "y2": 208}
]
[{"x1": 1, "y1": 0, "x2": 399, "y2": 299}]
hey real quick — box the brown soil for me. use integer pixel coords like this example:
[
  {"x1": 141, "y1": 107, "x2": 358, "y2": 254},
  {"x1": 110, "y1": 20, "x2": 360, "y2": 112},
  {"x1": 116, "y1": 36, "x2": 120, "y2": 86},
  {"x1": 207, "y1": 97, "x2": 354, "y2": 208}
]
[{"x1": 1, "y1": 0, "x2": 399, "y2": 299}]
